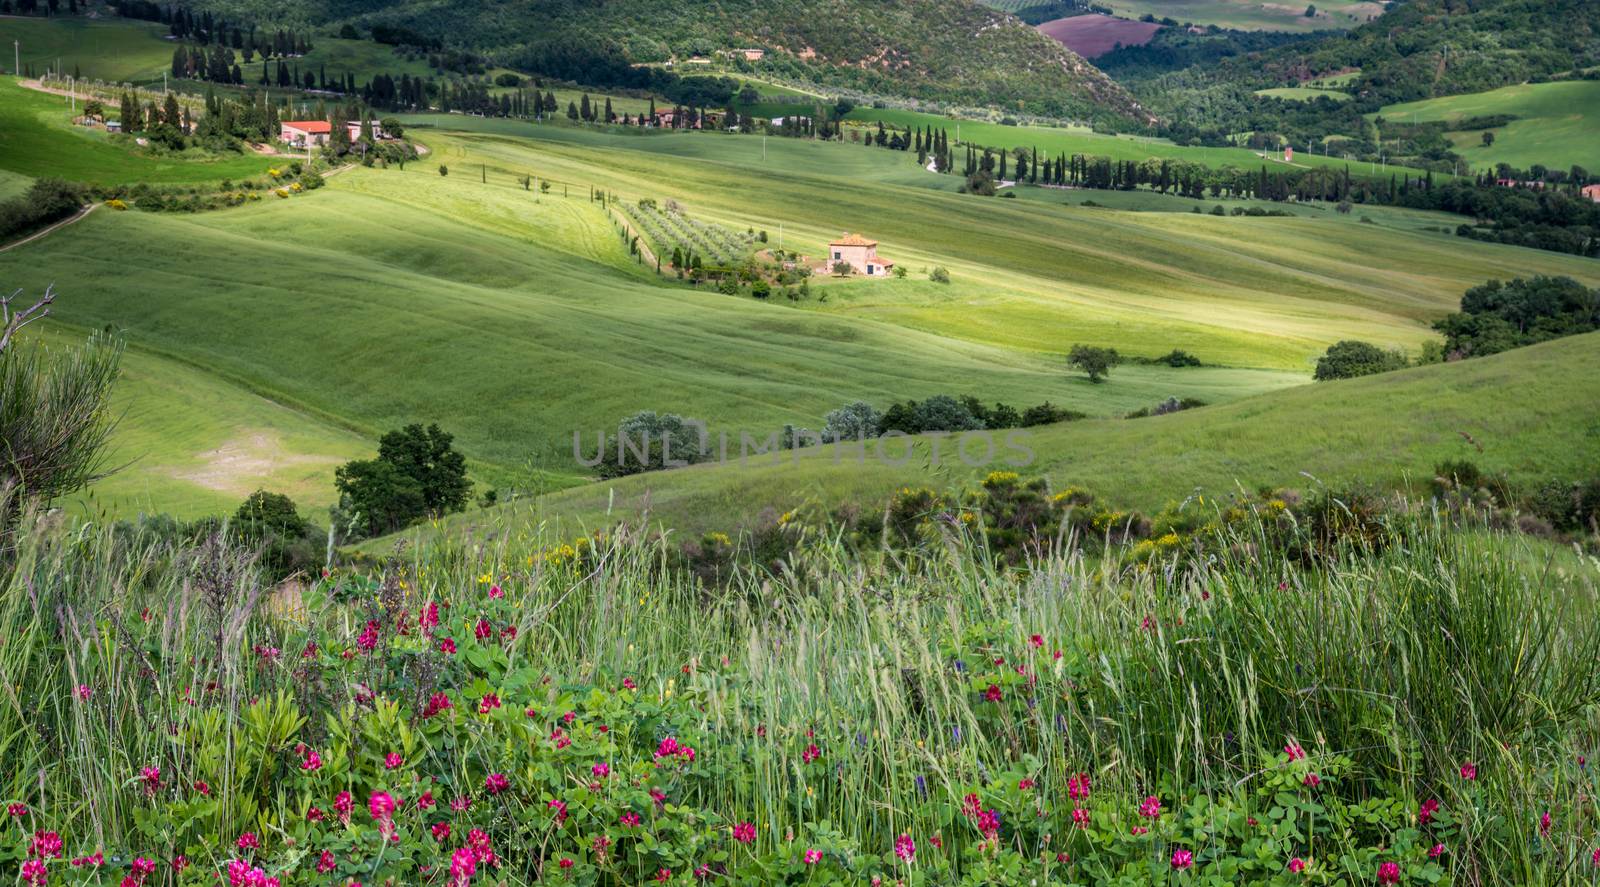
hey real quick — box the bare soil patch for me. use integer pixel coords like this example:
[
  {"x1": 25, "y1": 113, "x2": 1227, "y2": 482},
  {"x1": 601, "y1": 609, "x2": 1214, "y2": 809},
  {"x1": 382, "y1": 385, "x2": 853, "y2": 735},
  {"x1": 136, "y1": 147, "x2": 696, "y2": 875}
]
[{"x1": 170, "y1": 431, "x2": 342, "y2": 495}]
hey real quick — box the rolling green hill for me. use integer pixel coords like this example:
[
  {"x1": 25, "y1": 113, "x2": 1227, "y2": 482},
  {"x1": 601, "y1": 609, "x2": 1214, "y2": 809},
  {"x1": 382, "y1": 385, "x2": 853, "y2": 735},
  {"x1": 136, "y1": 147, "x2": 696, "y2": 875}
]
[
  {"x1": 154, "y1": 0, "x2": 1148, "y2": 122},
  {"x1": 1, "y1": 15, "x2": 441, "y2": 89},
  {"x1": 0, "y1": 78, "x2": 275, "y2": 185},
  {"x1": 1377, "y1": 80, "x2": 1600, "y2": 172},
  {"x1": 390, "y1": 330, "x2": 1600, "y2": 543},
  {"x1": 1096, "y1": 0, "x2": 1383, "y2": 32},
  {"x1": 1119, "y1": 0, "x2": 1600, "y2": 164},
  {"x1": 5, "y1": 102, "x2": 1597, "y2": 523},
  {"x1": 28, "y1": 326, "x2": 370, "y2": 520}
]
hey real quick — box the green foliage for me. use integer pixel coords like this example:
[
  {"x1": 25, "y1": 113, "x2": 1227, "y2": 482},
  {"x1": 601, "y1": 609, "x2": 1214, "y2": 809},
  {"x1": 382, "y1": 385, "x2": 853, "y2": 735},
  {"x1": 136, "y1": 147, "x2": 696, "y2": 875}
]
[
  {"x1": 234, "y1": 490, "x2": 324, "y2": 581},
  {"x1": 335, "y1": 423, "x2": 470, "y2": 538},
  {"x1": 592, "y1": 411, "x2": 711, "y2": 479},
  {"x1": 0, "y1": 326, "x2": 122, "y2": 516},
  {"x1": 0, "y1": 178, "x2": 84, "y2": 243},
  {"x1": 5, "y1": 489, "x2": 1597, "y2": 883},
  {"x1": 1120, "y1": 0, "x2": 1600, "y2": 167},
  {"x1": 1312, "y1": 339, "x2": 1408, "y2": 380},
  {"x1": 1067, "y1": 344, "x2": 1121, "y2": 383},
  {"x1": 1154, "y1": 348, "x2": 1203, "y2": 367},
  {"x1": 1434, "y1": 276, "x2": 1600, "y2": 358}
]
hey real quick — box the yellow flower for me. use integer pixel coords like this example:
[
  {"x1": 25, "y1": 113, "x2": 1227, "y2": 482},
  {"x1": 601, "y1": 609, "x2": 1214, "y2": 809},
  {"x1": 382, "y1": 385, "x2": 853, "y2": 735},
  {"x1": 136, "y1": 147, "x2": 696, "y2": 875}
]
[{"x1": 983, "y1": 470, "x2": 1020, "y2": 487}]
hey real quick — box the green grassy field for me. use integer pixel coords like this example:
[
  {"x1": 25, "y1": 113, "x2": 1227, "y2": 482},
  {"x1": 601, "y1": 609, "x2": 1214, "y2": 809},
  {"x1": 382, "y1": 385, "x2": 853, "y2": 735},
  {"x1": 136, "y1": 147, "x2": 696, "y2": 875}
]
[
  {"x1": 1377, "y1": 80, "x2": 1600, "y2": 171},
  {"x1": 1255, "y1": 86, "x2": 1352, "y2": 102},
  {"x1": 6, "y1": 106, "x2": 1597, "y2": 523},
  {"x1": 1092, "y1": 0, "x2": 1384, "y2": 30},
  {"x1": 1, "y1": 15, "x2": 175, "y2": 82},
  {"x1": 841, "y1": 105, "x2": 1439, "y2": 179},
  {"x1": 395, "y1": 330, "x2": 1600, "y2": 543},
  {"x1": 1, "y1": 16, "x2": 436, "y2": 88},
  {"x1": 0, "y1": 168, "x2": 33, "y2": 200},
  {"x1": 28, "y1": 324, "x2": 369, "y2": 520},
  {"x1": 0, "y1": 77, "x2": 274, "y2": 184}
]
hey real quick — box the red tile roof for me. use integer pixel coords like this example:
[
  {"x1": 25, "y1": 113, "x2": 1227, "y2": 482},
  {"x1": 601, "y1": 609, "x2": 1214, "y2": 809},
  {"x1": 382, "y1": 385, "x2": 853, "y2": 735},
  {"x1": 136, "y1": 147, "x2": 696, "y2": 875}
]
[
  {"x1": 283, "y1": 120, "x2": 332, "y2": 133},
  {"x1": 829, "y1": 232, "x2": 877, "y2": 246}
]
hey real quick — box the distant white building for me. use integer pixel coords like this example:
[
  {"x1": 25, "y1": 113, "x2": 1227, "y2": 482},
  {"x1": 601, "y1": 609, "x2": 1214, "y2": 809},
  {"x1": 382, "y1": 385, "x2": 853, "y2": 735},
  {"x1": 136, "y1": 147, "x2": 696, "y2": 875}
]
[{"x1": 345, "y1": 119, "x2": 385, "y2": 141}]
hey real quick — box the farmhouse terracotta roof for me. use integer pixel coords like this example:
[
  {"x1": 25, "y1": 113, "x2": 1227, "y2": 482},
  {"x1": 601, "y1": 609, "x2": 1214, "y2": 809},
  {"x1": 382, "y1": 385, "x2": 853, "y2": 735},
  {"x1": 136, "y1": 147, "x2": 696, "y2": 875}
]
[
  {"x1": 283, "y1": 120, "x2": 332, "y2": 133},
  {"x1": 829, "y1": 233, "x2": 877, "y2": 246}
]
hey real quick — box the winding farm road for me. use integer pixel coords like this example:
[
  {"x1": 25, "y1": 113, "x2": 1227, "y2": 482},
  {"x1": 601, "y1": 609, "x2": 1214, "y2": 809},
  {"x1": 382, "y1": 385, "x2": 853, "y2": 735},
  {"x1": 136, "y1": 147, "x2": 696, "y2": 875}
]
[{"x1": 0, "y1": 204, "x2": 97, "y2": 253}]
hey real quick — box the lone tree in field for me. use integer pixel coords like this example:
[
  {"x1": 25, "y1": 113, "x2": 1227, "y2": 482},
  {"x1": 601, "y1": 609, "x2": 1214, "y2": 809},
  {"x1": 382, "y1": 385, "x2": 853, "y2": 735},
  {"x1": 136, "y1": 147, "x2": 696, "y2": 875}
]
[
  {"x1": 1482, "y1": 131, "x2": 1495, "y2": 147},
  {"x1": 1067, "y1": 344, "x2": 1121, "y2": 383},
  {"x1": 335, "y1": 423, "x2": 471, "y2": 538}
]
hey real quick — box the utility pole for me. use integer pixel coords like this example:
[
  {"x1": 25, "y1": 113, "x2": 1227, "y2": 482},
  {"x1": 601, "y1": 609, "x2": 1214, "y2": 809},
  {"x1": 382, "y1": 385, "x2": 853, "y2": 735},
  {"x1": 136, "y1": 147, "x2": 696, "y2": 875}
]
[{"x1": 13, "y1": 41, "x2": 18, "y2": 77}]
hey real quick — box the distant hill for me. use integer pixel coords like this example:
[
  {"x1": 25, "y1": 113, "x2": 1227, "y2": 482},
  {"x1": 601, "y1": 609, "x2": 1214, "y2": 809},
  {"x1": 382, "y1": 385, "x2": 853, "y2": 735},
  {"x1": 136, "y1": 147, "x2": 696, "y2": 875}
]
[
  {"x1": 1113, "y1": 0, "x2": 1600, "y2": 153},
  {"x1": 168, "y1": 0, "x2": 1152, "y2": 122}
]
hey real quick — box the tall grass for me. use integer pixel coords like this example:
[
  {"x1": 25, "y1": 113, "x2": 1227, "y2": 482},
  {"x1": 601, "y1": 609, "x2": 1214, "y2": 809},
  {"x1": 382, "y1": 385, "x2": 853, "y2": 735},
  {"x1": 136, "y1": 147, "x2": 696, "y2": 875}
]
[{"x1": 2, "y1": 505, "x2": 1598, "y2": 883}]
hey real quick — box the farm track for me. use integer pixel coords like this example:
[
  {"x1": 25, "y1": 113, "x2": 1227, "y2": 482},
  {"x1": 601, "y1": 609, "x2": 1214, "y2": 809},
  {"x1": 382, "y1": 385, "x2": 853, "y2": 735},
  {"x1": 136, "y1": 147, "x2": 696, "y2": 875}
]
[{"x1": 0, "y1": 203, "x2": 96, "y2": 253}]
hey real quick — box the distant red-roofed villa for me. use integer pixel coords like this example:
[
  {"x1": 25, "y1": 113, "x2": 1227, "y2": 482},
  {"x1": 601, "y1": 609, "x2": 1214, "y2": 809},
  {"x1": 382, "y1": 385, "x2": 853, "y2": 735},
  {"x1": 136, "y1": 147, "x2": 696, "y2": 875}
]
[
  {"x1": 280, "y1": 120, "x2": 332, "y2": 147},
  {"x1": 827, "y1": 232, "x2": 895, "y2": 276}
]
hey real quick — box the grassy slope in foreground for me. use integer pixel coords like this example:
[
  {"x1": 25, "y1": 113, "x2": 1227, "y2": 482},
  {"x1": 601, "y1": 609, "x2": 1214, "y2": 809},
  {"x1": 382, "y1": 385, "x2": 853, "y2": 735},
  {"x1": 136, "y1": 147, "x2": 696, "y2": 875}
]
[
  {"x1": 1377, "y1": 80, "x2": 1600, "y2": 172},
  {"x1": 0, "y1": 78, "x2": 274, "y2": 185},
  {"x1": 27, "y1": 324, "x2": 369, "y2": 520},
  {"x1": 395, "y1": 332, "x2": 1600, "y2": 543}
]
